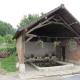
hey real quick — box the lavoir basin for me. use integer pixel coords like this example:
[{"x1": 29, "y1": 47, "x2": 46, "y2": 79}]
[{"x1": 29, "y1": 60, "x2": 74, "y2": 72}]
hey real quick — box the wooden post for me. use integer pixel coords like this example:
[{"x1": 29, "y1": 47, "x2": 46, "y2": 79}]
[{"x1": 16, "y1": 34, "x2": 25, "y2": 72}]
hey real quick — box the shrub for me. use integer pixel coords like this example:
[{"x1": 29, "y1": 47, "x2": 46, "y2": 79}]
[
  {"x1": 0, "y1": 45, "x2": 16, "y2": 58},
  {"x1": 14, "y1": 52, "x2": 18, "y2": 56},
  {"x1": 4, "y1": 34, "x2": 15, "y2": 43},
  {"x1": 0, "y1": 36, "x2": 6, "y2": 43},
  {"x1": 0, "y1": 47, "x2": 16, "y2": 54},
  {"x1": 0, "y1": 53, "x2": 2, "y2": 57},
  {"x1": 0, "y1": 51, "x2": 10, "y2": 58}
]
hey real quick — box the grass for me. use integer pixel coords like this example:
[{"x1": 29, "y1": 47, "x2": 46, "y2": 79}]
[
  {"x1": 0, "y1": 43, "x2": 18, "y2": 72},
  {"x1": 0, "y1": 53, "x2": 18, "y2": 72}
]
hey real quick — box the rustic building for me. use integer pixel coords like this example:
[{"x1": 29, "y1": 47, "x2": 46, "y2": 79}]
[{"x1": 13, "y1": 4, "x2": 80, "y2": 72}]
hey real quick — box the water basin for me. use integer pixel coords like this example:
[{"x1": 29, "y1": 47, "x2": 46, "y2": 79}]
[{"x1": 29, "y1": 60, "x2": 74, "y2": 72}]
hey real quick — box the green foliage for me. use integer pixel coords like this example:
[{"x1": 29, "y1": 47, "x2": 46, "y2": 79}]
[
  {"x1": 0, "y1": 21, "x2": 16, "y2": 36},
  {"x1": 0, "y1": 19, "x2": 17, "y2": 72},
  {"x1": 41, "y1": 12, "x2": 45, "y2": 16},
  {"x1": 14, "y1": 52, "x2": 18, "y2": 56},
  {"x1": 17, "y1": 12, "x2": 45, "y2": 28},
  {"x1": 0, "y1": 36, "x2": 6, "y2": 43},
  {"x1": 53, "y1": 41, "x2": 61, "y2": 48},
  {"x1": 36, "y1": 40, "x2": 44, "y2": 49},
  {"x1": 17, "y1": 14, "x2": 39, "y2": 27},
  {"x1": 69, "y1": 41, "x2": 75, "y2": 48},
  {"x1": 0, "y1": 44, "x2": 16, "y2": 54},
  {"x1": 0, "y1": 44, "x2": 16, "y2": 58},
  {"x1": 1, "y1": 54, "x2": 18, "y2": 72},
  {"x1": 0, "y1": 43, "x2": 17, "y2": 72},
  {"x1": 8, "y1": 47, "x2": 16, "y2": 54},
  {"x1": 4, "y1": 34, "x2": 16, "y2": 43}
]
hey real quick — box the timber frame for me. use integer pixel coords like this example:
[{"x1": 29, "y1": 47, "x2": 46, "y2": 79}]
[{"x1": 13, "y1": 4, "x2": 80, "y2": 72}]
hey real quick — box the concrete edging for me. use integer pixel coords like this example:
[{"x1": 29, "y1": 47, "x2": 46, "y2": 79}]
[{"x1": 29, "y1": 60, "x2": 74, "y2": 72}]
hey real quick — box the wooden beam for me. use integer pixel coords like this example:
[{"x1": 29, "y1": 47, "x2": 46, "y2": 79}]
[
  {"x1": 24, "y1": 28, "x2": 27, "y2": 32},
  {"x1": 21, "y1": 34, "x2": 25, "y2": 63},
  {"x1": 16, "y1": 34, "x2": 25, "y2": 64},
  {"x1": 25, "y1": 37, "x2": 33, "y2": 43},
  {"x1": 48, "y1": 21, "x2": 64, "y2": 25},
  {"x1": 74, "y1": 37, "x2": 80, "y2": 39},
  {"x1": 75, "y1": 39, "x2": 80, "y2": 44},
  {"x1": 27, "y1": 15, "x2": 55, "y2": 34},
  {"x1": 59, "y1": 16, "x2": 80, "y2": 37},
  {"x1": 53, "y1": 17, "x2": 61, "y2": 22},
  {"x1": 38, "y1": 21, "x2": 64, "y2": 28},
  {"x1": 70, "y1": 22, "x2": 77, "y2": 26},
  {"x1": 26, "y1": 34, "x2": 37, "y2": 37}
]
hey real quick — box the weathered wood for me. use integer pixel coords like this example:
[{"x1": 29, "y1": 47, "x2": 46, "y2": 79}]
[
  {"x1": 16, "y1": 34, "x2": 25, "y2": 64},
  {"x1": 26, "y1": 34, "x2": 37, "y2": 37},
  {"x1": 39, "y1": 21, "x2": 64, "y2": 28},
  {"x1": 27, "y1": 15, "x2": 55, "y2": 34},
  {"x1": 16, "y1": 37, "x2": 20, "y2": 62},
  {"x1": 70, "y1": 22, "x2": 77, "y2": 25},
  {"x1": 21, "y1": 34, "x2": 25, "y2": 63},
  {"x1": 59, "y1": 16, "x2": 80, "y2": 37},
  {"x1": 48, "y1": 21, "x2": 64, "y2": 25},
  {"x1": 75, "y1": 39, "x2": 80, "y2": 44},
  {"x1": 24, "y1": 28, "x2": 27, "y2": 31},
  {"x1": 53, "y1": 17, "x2": 61, "y2": 22},
  {"x1": 25, "y1": 37, "x2": 33, "y2": 43},
  {"x1": 27, "y1": 23, "x2": 42, "y2": 34}
]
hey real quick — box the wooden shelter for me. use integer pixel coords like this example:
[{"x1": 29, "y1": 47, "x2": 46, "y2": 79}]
[{"x1": 13, "y1": 4, "x2": 80, "y2": 72}]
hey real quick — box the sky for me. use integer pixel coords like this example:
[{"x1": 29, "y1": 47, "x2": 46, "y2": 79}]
[{"x1": 0, "y1": 0, "x2": 80, "y2": 28}]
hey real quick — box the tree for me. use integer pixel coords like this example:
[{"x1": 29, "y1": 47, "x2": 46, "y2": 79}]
[
  {"x1": 41, "y1": 12, "x2": 45, "y2": 16},
  {"x1": 4, "y1": 34, "x2": 15, "y2": 43},
  {"x1": 17, "y1": 13, "x2": 45, "y2": 28},
  {"x1": 0, "y1": 21, "x2": 16, "y2": 36},
  {"x1": 0, "y1": 36, "x2": 6, "y2": 43}
]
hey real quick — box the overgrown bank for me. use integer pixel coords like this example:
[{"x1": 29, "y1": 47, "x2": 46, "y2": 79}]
[
  {"x1": 0, "y1": 53, "x2": 18, "y2": 72},
  {"x1": 0, "y1": 44, "x2": 18, "y2": 72}
]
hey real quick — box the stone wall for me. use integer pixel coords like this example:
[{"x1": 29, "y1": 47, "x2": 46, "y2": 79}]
[{"x1": 24, "y1": 42, "x2": 56, "y2": 57}]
